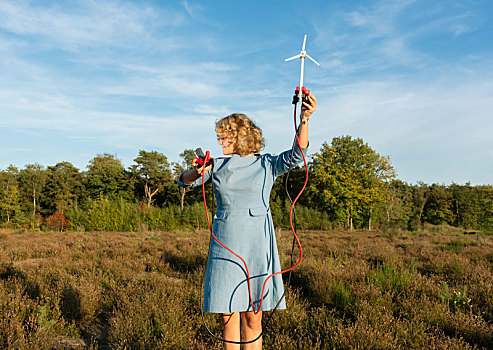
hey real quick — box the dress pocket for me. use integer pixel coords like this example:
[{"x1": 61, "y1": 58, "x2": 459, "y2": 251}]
[{"x1": 249, "y1": 207, "x2": 268, "y2": 217}]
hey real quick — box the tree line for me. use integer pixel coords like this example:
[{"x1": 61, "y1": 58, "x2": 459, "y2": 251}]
[{"x1": 1, "y1": 136, "x2": 491, "y2": 232}]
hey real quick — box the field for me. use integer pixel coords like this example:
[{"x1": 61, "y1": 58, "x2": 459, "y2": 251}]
[{"x1": 1, "y1": 227, "x2": 492, "y2": 349}]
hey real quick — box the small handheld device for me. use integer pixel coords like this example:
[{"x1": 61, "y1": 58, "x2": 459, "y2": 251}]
[
  {"x1": 292, "y1": 86, "x2": 311, "y2": 105},
  {"x1": 194, "y1": 148, "x2": 213, "y2": 167}
]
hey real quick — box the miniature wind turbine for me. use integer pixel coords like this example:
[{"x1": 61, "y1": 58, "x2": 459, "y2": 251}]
[{"x1": 285, "y1": 34, "x2": 320, "y2": 103}]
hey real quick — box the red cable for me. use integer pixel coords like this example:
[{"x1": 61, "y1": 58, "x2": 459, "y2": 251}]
[{"x1": 201, "y1": 103, "x2": 308, "y2": 314}]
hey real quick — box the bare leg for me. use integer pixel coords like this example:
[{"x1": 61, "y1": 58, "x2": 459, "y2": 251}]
[
  {"x1": 241, "y1": 311, "x2": 262, "y2": 350},
  {"x1": 222, "y1": 312, "x2": 240, "y2": 350}
]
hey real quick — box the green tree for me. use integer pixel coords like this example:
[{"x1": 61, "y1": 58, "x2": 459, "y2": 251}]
[
  {"x1": 423, "y1": 184, "x2": 454, "y2": 225},
  {"x1": 130, "y1": 150, "x2": 173, "y2": 208},
  {"x1": 42, "y1": 162, "x2": 84, "y2": 215},
  {"x1": 309, "y1": 136, "x2": 395, "y2": 230},
  {"x1": 473, "y1": 185, "x2": 493, "y2": 230},
  {"x1": 86, "y1": 153, "x2": 132, "y2": 200},
  {"x1": 0, "y1": 166, "x2": 21, "y2": 225},
  {"x1": 383, "y1": 179, "x2": 413, "y2": 229},
  {"x1": 17, "y1": 163, "x2": 47, "y2": 228},
  {"x1": 447, "y1": 183, "x2": 493, "y2": 231},
  {"x1": 449, "y1": 183, "x2": 477, "y2": 229},
  {"x1": 362, "y1": 151, "x2": 396, "y2": 230},
  {"x1": 407, "y1": 182, "x2": 428, "y2": 230}
]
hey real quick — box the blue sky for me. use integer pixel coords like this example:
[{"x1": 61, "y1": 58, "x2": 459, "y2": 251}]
[{"x1": 0, "y1": 0, "x2": 492, "y2": 185}]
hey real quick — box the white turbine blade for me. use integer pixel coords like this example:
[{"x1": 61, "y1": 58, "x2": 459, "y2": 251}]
[
  {"x1": 302, "y1": 35, "x2": 307, "y2": 51},
  {"x1": 306, "y1": 54, "x2": 320, "y2": 66},
  {"x1": 285, "y1": 54, "x2": 301, "y2": 62}
]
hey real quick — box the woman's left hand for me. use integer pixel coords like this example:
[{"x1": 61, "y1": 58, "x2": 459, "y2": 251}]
[
  {"x1": 301, "y1": 93, "x2": 317, "y2": 120},
  {"x1": 192, "y1": 158, "x2": 213, "y2": 175}
]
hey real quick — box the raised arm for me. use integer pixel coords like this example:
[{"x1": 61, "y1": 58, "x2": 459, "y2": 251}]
[
  {"x1": 270, "y1": 92, "x2": 317, "y2": 177},
  {"x1": 297, "y1": 93, "x2": 317, "y2": 148}
]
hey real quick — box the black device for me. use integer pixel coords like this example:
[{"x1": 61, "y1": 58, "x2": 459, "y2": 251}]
[
  {"x1": 194, "y1": 148, "x2": 213, "y2": 167},
  {"x1": 292, "y1": 86, "x2": 311, "y2": 105},
  {"x1": 195, "y1": 148, "x2": 205, "y2": 158}
]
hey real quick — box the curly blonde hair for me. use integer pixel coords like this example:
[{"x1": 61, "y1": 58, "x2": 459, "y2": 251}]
[{"x1": 215, "y1": 113, "x2": 265, "y2": 155}]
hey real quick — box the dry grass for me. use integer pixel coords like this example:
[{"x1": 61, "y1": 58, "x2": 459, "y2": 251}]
[{"x1": 0, "y1": 227, "x2": 492, "y2": 349}]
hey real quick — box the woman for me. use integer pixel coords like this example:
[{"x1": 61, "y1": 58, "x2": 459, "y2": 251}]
[{"x1": 179, "y1": 94, "x2": 316, "y2": 349}]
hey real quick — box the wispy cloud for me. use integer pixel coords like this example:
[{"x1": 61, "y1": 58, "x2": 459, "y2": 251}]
[
  {"x1": 0, "y1": 1, "x2": 185, "y2": 51},
  {"x1": 313, "y1": 0, "x2": 485, "y2": 77}
]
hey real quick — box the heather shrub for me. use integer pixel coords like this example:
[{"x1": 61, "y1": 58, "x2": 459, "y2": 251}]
[
  {"x1": 0, "y1": 228, "x2": 492, "y2": 349},
  {"x1": 107, "y1": 276, "x2": 196, "y2": 349},
  {"x1": 0, "y1": 267, "x2": 80, "y2": 348}
]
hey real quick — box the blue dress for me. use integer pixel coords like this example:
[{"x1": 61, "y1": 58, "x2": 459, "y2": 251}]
[{"x1": 179, "y1": 143, "x2": 307, "y2": 313}]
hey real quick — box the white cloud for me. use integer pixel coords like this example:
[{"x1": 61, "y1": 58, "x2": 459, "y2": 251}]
[
  {"x1": 311, "y1": 69, "x2": 493, "y2": 184},
  {"x1": 182, "y1": 0, "x2": 212, "y2": 25},
  {"x1": 406, "y1": 11, "x2": 482, "y2": 39},
  {"x1": 0, "y1": 1, "x2": 185, "y2": 51},
  {"x1": 343, "y1": 0, "x2": 416, "y2": 37}
]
